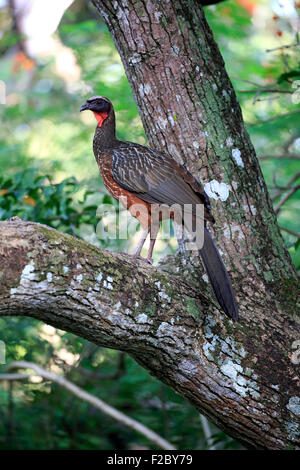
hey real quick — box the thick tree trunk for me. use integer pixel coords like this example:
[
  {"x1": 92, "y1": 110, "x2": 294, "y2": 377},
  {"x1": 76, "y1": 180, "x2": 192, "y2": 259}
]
[{"x1": 0, "y1": 0, "x2": 299, "y2": 450}]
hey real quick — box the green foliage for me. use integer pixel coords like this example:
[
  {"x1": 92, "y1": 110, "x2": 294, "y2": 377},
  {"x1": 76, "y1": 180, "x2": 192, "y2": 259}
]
[{"x1": 0, "y1": 169, "x2": 98, "y2": 236}]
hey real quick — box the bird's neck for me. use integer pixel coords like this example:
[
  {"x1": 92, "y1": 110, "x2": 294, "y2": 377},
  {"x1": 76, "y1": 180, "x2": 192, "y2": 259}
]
[{"x1": 93, "y1": 110, "x2": 117, "y2": 155}]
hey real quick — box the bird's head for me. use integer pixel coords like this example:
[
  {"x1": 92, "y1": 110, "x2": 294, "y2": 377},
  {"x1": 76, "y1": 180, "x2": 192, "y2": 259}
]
[{"x1": 80, "y1": 96, "x2": 112, "y2": 127}]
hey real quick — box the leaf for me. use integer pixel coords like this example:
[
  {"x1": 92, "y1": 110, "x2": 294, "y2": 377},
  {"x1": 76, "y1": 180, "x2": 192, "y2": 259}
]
[{"x1": 278, "y1": 70, "x2": 300, "y2": 83}]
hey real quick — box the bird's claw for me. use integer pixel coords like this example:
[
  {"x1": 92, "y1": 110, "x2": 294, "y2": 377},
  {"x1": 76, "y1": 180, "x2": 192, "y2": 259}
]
[{"x1": 131, "y1": 254, "x2": 153, "y2": 265}]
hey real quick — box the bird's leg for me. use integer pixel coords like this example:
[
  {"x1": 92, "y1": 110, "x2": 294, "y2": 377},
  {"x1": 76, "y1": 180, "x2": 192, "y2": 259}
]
[
  {"x1": 132, "y1": 226, "x2": 150, "y2": 259},
  {"x1": 146, "y1": 222, "x2": 160, "y2": 264},
  {"x1": 173, "y1": 220, "x2": 187, "y2": 259}
]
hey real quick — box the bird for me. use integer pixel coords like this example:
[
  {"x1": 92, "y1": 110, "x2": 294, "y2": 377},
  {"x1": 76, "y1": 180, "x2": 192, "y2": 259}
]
[{"x1": 80, "y1": 96, "x2": 238, "y2": 320}]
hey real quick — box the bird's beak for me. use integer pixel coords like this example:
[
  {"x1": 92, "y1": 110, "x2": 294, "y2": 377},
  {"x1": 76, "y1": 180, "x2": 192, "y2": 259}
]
[{"x1": 80, "y1": 102, "x2": 89, "y2": 112}]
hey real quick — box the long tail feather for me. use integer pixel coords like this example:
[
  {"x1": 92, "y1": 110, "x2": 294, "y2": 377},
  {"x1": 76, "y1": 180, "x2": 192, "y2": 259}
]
[{"x1": 199, "y1": 228, "x2": 239, "y2": 320}]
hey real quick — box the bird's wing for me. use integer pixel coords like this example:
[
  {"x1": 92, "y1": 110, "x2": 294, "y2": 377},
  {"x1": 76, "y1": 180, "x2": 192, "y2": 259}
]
[
  {"x1": 112, "y1": 142, "x2": 238, "y2": 320},
  {"x1": 111, "y1": 142, "x2": 214, "y2": 220}
]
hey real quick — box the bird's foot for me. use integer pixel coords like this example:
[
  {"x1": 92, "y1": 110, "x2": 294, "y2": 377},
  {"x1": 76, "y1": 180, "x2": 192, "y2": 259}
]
[{"x1": 131, "y1": 253, "x2": 153, "y2": 265}]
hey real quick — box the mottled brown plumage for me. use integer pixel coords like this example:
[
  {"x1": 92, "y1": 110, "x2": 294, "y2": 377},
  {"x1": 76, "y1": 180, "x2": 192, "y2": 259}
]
[{"x1": 80, "y1": 96, "x2": 238, "y2": 320}]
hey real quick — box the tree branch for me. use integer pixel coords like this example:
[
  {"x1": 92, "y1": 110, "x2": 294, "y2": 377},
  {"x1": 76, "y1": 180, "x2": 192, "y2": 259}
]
[
  {"x1": 247, "y1": 109, "x2": 300, "y2": 127},
  {"x1": 279, "y1": 226, "x2": 300, "y2": 239},
  {"x1": 0, "y1": 217, "x2": 299, "y2": 449},
  {"x1": 1, "y1": 360, "x2": 175, "y2": 450},
  {"x1": 272, "y1": 171, "x2": 300, "y2": 201},
  {"x1": 274, "y1": 186, "x2": 300, "y2": 214},
  {"x1": 259, "y1": 155, "x2": 300, "y2": 161}
]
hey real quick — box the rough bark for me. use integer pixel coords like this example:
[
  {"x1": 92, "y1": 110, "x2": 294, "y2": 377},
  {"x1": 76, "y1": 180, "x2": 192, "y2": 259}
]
[
  {"x1": 0, "y1": 218, "x2": 299, "y2": 450},
  {"x1": 0, "y1": 0, "x2": 299, "y2": 450}
]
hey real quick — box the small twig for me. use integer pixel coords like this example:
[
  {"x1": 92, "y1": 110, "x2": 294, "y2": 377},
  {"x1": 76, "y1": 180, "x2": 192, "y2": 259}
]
[
  {"x1": 1, "y1": 360, "x2": 176, "y2": 450},
  {"x1": 44, "y1": 210, "x2": 96, "y2": 222},
  {"x1": 231, "y1": 76, "x2": 264, "y2": 87},
  {"x1": 247, "y1": 109, "x2": 300, "y2": 127},
  {"x1": 59, "y1": 353, "x2": 126, "y2": 381},
  {"x1": 0, "y1": 373, "x2": 33, "y2": 380},
  {"x1": 279, "y1": 226, "x2": 300, "y2": 239},
  {"x1": 238, "y1": 88, "x2": 292, "y2": 95},
  {"x1": 270, "y1": 184, "x2": 300, "y2": 190},
  {"x1": 200, "y1": 415, "x2": 216, "y2": 450},
  {"x1": 274, "y1": 186, "x2": 300, "y2": 214},
  {"x1": 253, "y1": 94, "x2": 280, "y2": 103},
  {"x1": 272, "y1": 171, "x2": 300, "y2": 201},
  {"x1": 266, "y1": 42, "x2": 300, "y2": 53},
  {"x1": 260, "y1": 154, "x2": 300, "y2": 161}
]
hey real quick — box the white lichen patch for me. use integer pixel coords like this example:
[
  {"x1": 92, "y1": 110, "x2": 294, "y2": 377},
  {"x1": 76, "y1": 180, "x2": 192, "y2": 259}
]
[
  {"x1": 75, "y1": 274, "x2": 83, "y2": 283},
  {"x1": 226, "y1": 136, "x2": 233, "y2": 147},
  {"x1": 179, "y1": 359, "x2": 198, "y2": 376},
  {"x1": 156, "y1": 321, "x2": 187, "y2": 342},
  {"x1": 242, "y1": 204, "x2": 257, "y2": 217},
  {"x1": 204, "y1": 180, "x2": 230, "y2": 201},
  {"x1": 193, "y1": 141, "x2": 199, "y2": 149},
  {"x1": 103, "y1": 279, "x2": 113, "y2": 290},
  {"x1": 76, "y1": 263, "x2": 82, "y2": 269},
  {"x1": 96, "y1": 272, "x2": 103, "y2": 283},
  {"x1": 202, "y1": 274, "x2": 209, "y2": 283},
  {"x1": 203, "y1": 335, "x2": 218, "y2": 361},
  {"x1": 168, "y1": 115, "x2": 175, "y2": 127},
  {"x1": 21, "y1": 263, "x2": 35, "y2": 281},
  {"x1": 285, "y1": 421, "x2": 300, "y2": 441},
  {"x1": 157, "y1": 116, "x2": 168, "y2": 130},
  {"x1": 139, "y1": 83, "x2": 151, "y2": 97},
  {"x1": 202, "y1": 317, "x2": 259, "y2": 399},
  {"x1": 154, "y1": 11, "x2": 162, "y2": 22},
  {"x1": 224, "y1": 224, "x2": 245, "y2": 241},
  {"x1": 139, "y1": 84, "x2": 144, "y2": 97},
  {"x1": 232, "y1": 148, "x2": 244, "y2": 168},
  {"x1": 63, "y1": 266, "x2": 69, "y2": 274},
  {"x1": 10, "y1": 262, "x2": 36, "y2": 295},
  {"x1": 46, "y1": 272, "x2": 53, "y2": 283},
  {"x1": 128, "y1": 53, "x2": 142, "y2": 65},
  {"x1": 158, "y1": 291, "x2": 171, "y2": 303},
  {"x1": 157, "y1": 322, "x2": 171, "y2": 336},
  {"x1": 136, "y1": 313, "x2": 148, "y2": 323},
  {"x1": 221, "y1": 337, "x2": 247, "y2": 359},
  {"x1": 221, "y1": 359, "x2": 242, "y2": 381},
  {"x1": 287, "y1": 397, "x2": 300, "y2": 416},
  {"x1": 220, "y1": 358, "x2": 259, "y2": 398}
]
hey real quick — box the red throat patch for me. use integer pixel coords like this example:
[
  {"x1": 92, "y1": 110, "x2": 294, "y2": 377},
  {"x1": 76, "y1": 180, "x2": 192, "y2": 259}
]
[{"x1": 93, "y1": 112, "x2": 108, "y2": 127}]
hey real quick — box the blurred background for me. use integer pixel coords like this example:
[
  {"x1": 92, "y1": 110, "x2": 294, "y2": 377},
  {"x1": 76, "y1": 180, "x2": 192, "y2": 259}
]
[{"x1": 0, "y1": 0, "x2": 299, "y2": 450}]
